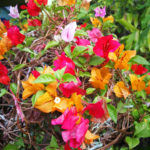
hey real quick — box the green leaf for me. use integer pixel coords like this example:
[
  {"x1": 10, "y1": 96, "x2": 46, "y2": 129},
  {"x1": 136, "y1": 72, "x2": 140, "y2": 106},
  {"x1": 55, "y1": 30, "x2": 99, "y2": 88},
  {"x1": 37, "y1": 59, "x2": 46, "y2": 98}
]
[
  {"x1": 62, "y1": 73, "x2": 77, "y2": 82},
  {"x1": 31, "y1": 95, "x2": 36, "y2": 106},
  {"x1": 117, "y1": 101, "x2": 127, "y2": 113},
  {"x1": 44, "y1": 41, "x2": 59, "y2": 50},
  {"x1": 33, "y1": 74, "x2": 56, "y2": 84},
  {"x1": 89, "y1": 56, "x2": 105, "y2": 66},
  {"x1": 86, "y1": 88, "x2": 96, "y2": 95},
  {"x1": 136, "y1": 90, "x2": 146, "y2": 99},
  {"x1": 54, "y1": 67, "x2": 66, "y2": 81},
  {"x1": 75, "y1": 30, "x2": 88, "y2": 36},
  {"x1": 130, "y1": 55, "x2": 150, "y2": 65},
  {"x1": 25, "y1": 37, "x2": 35, "y2": 47},
  {"x1": 50, "y1": 135, "x2": 59, "y2": 148},
  {"x1": 88, "y1": 45, "x2": 93, "y2": 55},
  {"x1": 21, "y1": 48, "x2": 36, "y2": 55},
  {"x1": 134, "y1": 122, "x2": 150, "y2": 138},
  {"x1": 72, "y1": 46, "x2": 87, "y2": 58},
  {"x1": 35, "y1": 67, "x2": 43, "y2": 72},
  {"x1": 32, "y1": 90, "x2": 45, "y2": 106},
  {"x1": 78, "y1": 56, "x2": 87, "y2": 64},
  {"x1": 120, "y1": 147, "x2": 128, "y2": 150},
  {"x1": 10, "y1": 83, "x2": 17, "y2": 95},
  {"x1": 3, "y1": 144, "x2": 19, "y2": 150},
  {"x1": 107, "y1": 104, "x2": 117, "y2": 123},
  {"x1": 73, "y1": 59, "x2": 83, "y2": 68},
  {"x1": 12, "y1": 64, "x2": 26, "y2": 71},
  {"x1": 117, "y1": 18, "x2": 137, "y2": 32},
  {"x1": 0, "y1": 88, "x2": 7, "y2": 97},
  {"x1": 64, "y1": 45, "x2": 72, "y2": 58},
  {"x1": 125, "y1": 136, "x2": 139, "y2": 149},
  {"x1": 79, "y1": 71, "x2": 90, "y2": 77},
  {"x1": 15, "y1": 137, "x2": 25, "y2": 148},
  {"x1": 131, "y1": 109, "x2": 139, "y2": 120}
]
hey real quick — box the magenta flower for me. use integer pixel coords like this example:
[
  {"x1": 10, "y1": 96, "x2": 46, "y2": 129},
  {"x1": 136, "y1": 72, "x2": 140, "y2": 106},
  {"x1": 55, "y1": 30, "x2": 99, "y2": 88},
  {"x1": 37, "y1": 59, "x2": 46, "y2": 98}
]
[
  {"x1": 83, "y1": 100, "x2": 105, "y2": 118},
  {"x1": 7, "y1": 26, "x2": 25, "y2": 46},
  {"x1": 87, "y1": 28, "x2": 102, "y2": 43},
  {"x1": 75, "y1": 37, "x2": 90, "y2": 46},
  {"x1": 93, "y1": 35, "x2": 120, "y2": 60},
  {"x1": 62, "y1": 118, "x2": 89, "y2": 148},
  {"x1": 8, "y1": 5, "x2": 19, "y2": 18},
  {"x1": 59, "y1": 78, "x2": 86, "y2": 97},
  {"x1": 51, "y1": 107, "x2": 79, "y2": 130},
  {"x1": 51, "y1": 107, "x2": 89, "y2": 148},
  {"x1": 53, "y1": 52, "x2": 75, "y2": 75},
  {"x1": 94, "y1": 7, "x2": 106, "y2": 18},
  {"x1": 61, "y1": 22, "x2": 77, "y2": 42}
]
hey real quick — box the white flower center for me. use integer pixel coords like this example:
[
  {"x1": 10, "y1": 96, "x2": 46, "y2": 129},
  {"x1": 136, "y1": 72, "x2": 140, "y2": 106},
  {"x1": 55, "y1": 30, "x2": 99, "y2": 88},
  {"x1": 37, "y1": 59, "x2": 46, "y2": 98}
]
[{"x1": 54, "y1": 97, "x2": 61, "y2": 104}]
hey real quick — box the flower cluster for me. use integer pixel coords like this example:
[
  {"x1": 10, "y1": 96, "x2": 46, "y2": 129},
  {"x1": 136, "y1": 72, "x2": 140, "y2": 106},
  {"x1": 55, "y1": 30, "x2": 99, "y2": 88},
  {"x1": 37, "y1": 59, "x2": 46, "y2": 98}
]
[{"x1": 1, "y1": 0, "x2": 150, "y2": 150}]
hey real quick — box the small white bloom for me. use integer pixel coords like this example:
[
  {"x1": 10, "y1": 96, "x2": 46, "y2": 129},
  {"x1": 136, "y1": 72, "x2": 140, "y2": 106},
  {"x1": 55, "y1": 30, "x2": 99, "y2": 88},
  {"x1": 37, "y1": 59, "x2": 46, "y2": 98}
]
[
  {"x1": 9, "y1": 5, "x2": 19, "y2": 19},
  {"x1": 54, "y1": 97, "x2": 61, "y2": 104}
]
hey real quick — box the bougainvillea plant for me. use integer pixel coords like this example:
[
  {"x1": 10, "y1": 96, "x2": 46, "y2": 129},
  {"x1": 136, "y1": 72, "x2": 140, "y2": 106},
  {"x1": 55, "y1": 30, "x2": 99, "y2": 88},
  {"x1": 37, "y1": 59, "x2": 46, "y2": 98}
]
[{"x1": 1, "y1": 0, "x2": 150, "y2": 150}]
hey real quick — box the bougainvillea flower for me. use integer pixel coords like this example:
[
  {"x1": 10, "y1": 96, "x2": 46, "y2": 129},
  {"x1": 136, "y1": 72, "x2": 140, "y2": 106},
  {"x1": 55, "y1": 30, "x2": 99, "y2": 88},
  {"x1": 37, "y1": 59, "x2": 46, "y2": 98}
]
[
  {"x1": 37, "y1": 0, "x2": 48, "y2": 5},
  {"x1": 75, "y1": 37, "x2": 90, "y2": 46},
  {"x1": 0, "y1": 62, "x2": 10, "y2": 85},
  {"x1": 8, "y1": 5, "x2": 19, "y2": 18},
  {"x1": 34, "y1": 82, "x2": 59, "y2": 113},
  {"x1": 20, "y1": 5, "x2": 27, "y2": 9},
  {"x1": 113, "y1": 81, "x2": 130, "y2": 99},
  {"x1": 61, "y1": 22, "x2": 77, "y2": 42},
  {"x1": 93, "y1": 35, "x2": 120, "y2": 60},
  {"x1": 78, "y1": 23, "x2": 87, "y2": 29},
  {"x1": 94, "y1": 7, "x2": 106, "y2": 18},
  {"x1": 83, "y1": 100, "x2": 105, "y2": 118},
  {"x1": 51, "y1": 107, "x2": 79, "y2": 129},
  {"x1": 7, "y1": 26, "x2": 25, "y2": 46},
  {"x1": 87, "y1": 28, "x2": 102, "y2": 43},
  {"x1": 109, "y1": 44, "x2": 136, "y2": 70},
  {"x1": 108, "y1": 44, "x2": 124, "y2": 61},
  {"x1": 52, "y1": 97, "x2": 73, "y2": 113},
  {"x1": 57, "y1": 0, "x2": 76, "y2": 6},
  {"x1": 31, "y1": 70, "x2": 40, "y2": 78},
  {"x1": 22, "y1": 74, "x2": 44, "y2": 99},
  {"x1": 131, "y1": 64, "x2": 148, "y2": 75},
  {"x1": 52, "y1": 108, "x2": 89, "y2": 148},
  {"x1": 33, "y1": 79, "x2": 73, "y2": 113},
  {"x1": 62, "y1": 118, "x2": 89, "y2": 148},
  {"x1": 0, "y1": 20, "x2": 7, "y2": 37},
  {"x1": 59, "y1": 78, "x2": 86, "y2": 97},
  {"x1": 89, "y1": 67, "x2": 112, "y2": 90},
  {"x1": 71, "y1": 93, "x2": 84, "y2": 112},
  {"x1": 0, "y1": 36, "x2": 12, "y2": 59},
  {"x1": 114, "y1": 51, "x2": 136, "y2": 70},
  {"x1": 28, "y1": 19, "x2": 42, "y2": 26},
  {"x1": 27, "y1": 0, "x2": 41, "y2": 16},
  {"x1": 129, "y1": 74, "x2": 146, "y2": 91},
  {"x1": 3, "y1": 20, "x2": 11, "y2": 30},
  {"x1": 90, "y1": 17, "x2": 101, "y2": 27},
  {"x1": 53, "y1": 53, "x2": 75, "y2": 75},
  {"x1": 84, "y1": 130, "x2": 99, "y2": 144},
  {"x1": 103, "y1": 15, "x2": 114, "y2": 23},
  {"x1": 64, "y1": 143, "x2": 72, "y2": 150}
]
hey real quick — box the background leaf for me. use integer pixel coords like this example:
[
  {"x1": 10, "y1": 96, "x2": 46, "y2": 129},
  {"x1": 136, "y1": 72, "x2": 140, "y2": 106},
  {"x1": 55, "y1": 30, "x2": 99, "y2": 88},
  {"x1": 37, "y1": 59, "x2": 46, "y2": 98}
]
[{"x1": 107, "y1": 104, "x2": 117, "y2": 123}]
